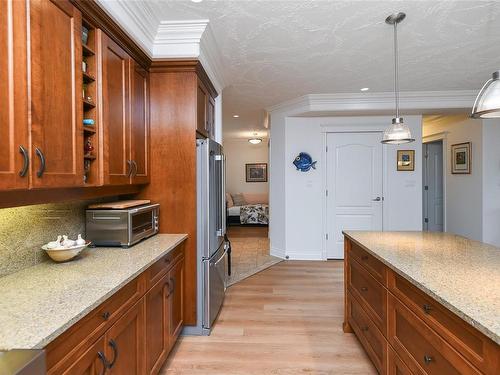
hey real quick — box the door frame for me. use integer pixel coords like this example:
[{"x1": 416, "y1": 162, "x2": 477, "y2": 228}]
[
  {"x1": 422, "y1": 132, "x2": 448, "y2": 232},
  {"x1": 321, "y1": 126, "x2": 387, "y2": 260}
]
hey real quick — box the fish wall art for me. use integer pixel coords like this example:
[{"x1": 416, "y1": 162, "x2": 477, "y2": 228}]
[{"x1": 293, "y1": 152, "x2": 317, "y2": 172}]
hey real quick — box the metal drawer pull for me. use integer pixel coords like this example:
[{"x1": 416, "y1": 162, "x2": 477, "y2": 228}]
[
  {"x1": 19, "y1": 145, "x2": 29, "y2": 177},
  {"x1": 164, "y1": 257, "x2": 171, "y2": 264},
  {"x1": 423, "y1": 304, "x2": 432, "y2": 314},
  {"x1": 169, "y1": 277, "x2": 175, "y2": 294},
  {"x1": 423, "y1": 355, "x2": 433, "y2": 365},
  {"x1": 361, "y1": 255, "x2": 369, "y2": 260},
  {"x1": 35, "y1": 148, "x2": 45, "y2": 177},
  {"x1": 101, "y1": 311, "x2": 110, "y2": 320},
  {"x1": 361, "y1": 326, "x2": 369, "y2": 332},
  {"x1": 361, "y1": 287, "x2": 368, "y2": 292},
  {"x1": 132, "y1": 160, "x2": 138, "y2": 177},
  {"x1": 165, "y1": 281, "x2": 171, "y2": 297},
  {"x1": 97, "y1": 352, "x2": 109, "y2": 374},
  {"x1": 108, "y1": 339, "x2": 118, "y2": 368},
  {"x1": 127, "y1": 160, "x2": 133, "y2": 177}
]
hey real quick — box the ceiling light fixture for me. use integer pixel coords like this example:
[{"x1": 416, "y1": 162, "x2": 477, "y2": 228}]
[
  {"x1": 233, "y1": 114, "x2": 240, "y2": 118},
  {"x1": 471, "y1": 71, "x2": 500, "y2": 118},
  {"x1": 191, "y1": 0, "x2": 203, "y2": 3},
  {"x1": 248, "y1": 133, "x2": 262, "y2": 144},
  {"x1": 381, "y1": 12, "x2": 415, "y2": 145},
  {"x1": 360, "y1": 87, "x2": 370, "y2": 92}
]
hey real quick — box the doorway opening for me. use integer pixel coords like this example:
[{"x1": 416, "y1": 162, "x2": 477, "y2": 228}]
[{"x1": 423, "y1": 140, "x2": 444, "y2": 232}]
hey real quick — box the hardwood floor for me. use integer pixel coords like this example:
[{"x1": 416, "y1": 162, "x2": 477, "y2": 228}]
[
  {"x1": 226, "y1": 225, "x2": 268, "y2": 238},
  {"x1": 161, "y1": 261, "x2": 376, "y2": 374}
]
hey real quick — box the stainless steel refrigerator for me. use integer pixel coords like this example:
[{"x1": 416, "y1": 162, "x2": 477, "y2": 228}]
[{"x1": 185, "y1": 138, "x2": 228, "y2": 335}]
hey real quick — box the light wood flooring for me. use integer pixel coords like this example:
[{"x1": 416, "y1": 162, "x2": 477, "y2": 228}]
[
  {"x1": 161, "y1": 261, "x2": 376, "y2": 374},
  {"x1": 226, "y1": 226, "x2": 281, "y2": 285}
]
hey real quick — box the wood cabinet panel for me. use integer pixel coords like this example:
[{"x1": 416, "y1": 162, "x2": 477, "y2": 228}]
[
  {"x1": 349, "y1": 257, "x2": 387, "y2": 334},
  {"x1": 148, "y1": 244, "x2": 183, "y2": 288},
  {"x1": 388, "y1": 294, "x2": 481, "y2": 375},
  {"x1": 146, "y1": 273, "x2": 170, "y2": 375},
  {"x1": 0, "y1": 0, "x2": 29, "y2": 190},
  {"x1": 30, "y1": 0, "x2": 83, "y2": 188},
  {"x1": 207, "y1": 95, "x2": 215, "y2": 139},
  {"x1": 169, "y1": 256, "x2": 185, "y2": 344},
  {"x1": 389, "y1": 271, "x2": 499, "y2": 374},
  {"x1": 196, "y1": 82, "x2": 208, "y2": 137},
  {"x1": 130, "y1": 62, "x2": 149, "y2": 184},
  {"x1": 388, "y1": 346, "x2": 414, "y2": 375},
  {"x1": 59, "y1": 337, "x2": 106, "y2": 375},
  {"x1": 105, "y1": 298, "x2": 146, "y2": 375},
  {"x1": 101, "y1": 33, "x2": 130, "y2": 185},
  {"x1": 350, "y1": 242, "x2": 387, "y2": 285}
]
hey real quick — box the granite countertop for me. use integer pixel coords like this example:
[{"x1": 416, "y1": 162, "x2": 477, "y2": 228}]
[
  {"x1": 0, "y1": 234, "x2": 187, "y2": 351},
  {"x1": 343, "y1": 231, "x2": 500, "y2": 345}
]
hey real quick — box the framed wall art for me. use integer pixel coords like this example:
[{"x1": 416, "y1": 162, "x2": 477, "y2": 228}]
[
  {"x1": 451, "y1": 142, "x2": 471, "y2": 174},
  {"x1": 397, "y1": 150, "x2": 415, "y2": 171},
  {"x1": 246, "y1": 163, "x2": 267, "y2": 182}
]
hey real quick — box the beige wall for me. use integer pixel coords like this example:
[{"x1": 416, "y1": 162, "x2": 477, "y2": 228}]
[{"x1": 224, "y1": 138, "x2": 269, "y2": 195}]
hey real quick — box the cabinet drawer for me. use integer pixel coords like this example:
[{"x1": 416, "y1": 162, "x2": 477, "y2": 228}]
[
  {"x1": 350, "y1": 242, "x2": 387, "y2": 285},
  {"x1": 388, "y1": 294, "x2": 481, "y2": 375},
  {"x1": 388, "y1": 346, "x2": 414, "y2": 375},
  {"x1": 348, "y1": 291, "x2": 387, "y2": 374},
  {"x1": 148, "y1": 244, "x2": 183, "y2": 287},
  {"x1": 388, "y1": 271, "x2": 499, "y2": 374},
  {"x1": 349, "y1": 257, "x2": 387, "y2": 333},
  {"x1": 46, "y1": 275, "x2": 146, "y2": 373}
]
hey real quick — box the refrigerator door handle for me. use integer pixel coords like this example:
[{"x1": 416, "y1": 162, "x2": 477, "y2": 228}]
[{"x1": 215, "y1": 154, "x2": 225, "y2": 237}]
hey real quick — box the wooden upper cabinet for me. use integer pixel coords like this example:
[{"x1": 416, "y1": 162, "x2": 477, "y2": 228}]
[
  {"x1": 196, "y1": 81, "x2": 208, "y2": 137},
  {"x1": 101, "y1": 33, "x2": 131, "y2": 185},
  {"x1": 29, "y1": 0, "x2": 84, "y2": 188},
  {"x1": 207, "y1": 95, "x2": 215, "y2": 139},
  {"x1": 0, "y1": 0, "x2": 29, "y2": 190},
  {"x1": 130, "y1": 62, "x2": 150, "y2": 184}
]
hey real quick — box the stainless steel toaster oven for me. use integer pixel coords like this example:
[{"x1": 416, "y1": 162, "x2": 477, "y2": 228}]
[{"x1": 86, "y1": 203, "x2": 159, "y2": 247}]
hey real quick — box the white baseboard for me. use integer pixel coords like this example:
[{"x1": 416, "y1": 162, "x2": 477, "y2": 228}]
[
  {"x1": 285, "y1": 251, "x2": 324, "y2": 261},
  {"x1": 270, "y1": 246, "x2": 286, "y2": 259}
]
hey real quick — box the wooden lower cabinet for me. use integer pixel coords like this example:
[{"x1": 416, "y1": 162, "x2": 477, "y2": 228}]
[
  {"x1": 343, "y1": 237, "x2": 500, "y2": 375},
  {"x1": 46, "y1": 244, "x2": 185, "y2": 375}
]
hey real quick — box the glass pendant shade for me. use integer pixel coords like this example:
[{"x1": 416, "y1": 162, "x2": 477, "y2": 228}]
[
  {"x1": 471, "y1": 71, "x2": 500, "y2": 118},
  {"x1": 381, "y1": 117, "x2": 415, "y2": 144}
]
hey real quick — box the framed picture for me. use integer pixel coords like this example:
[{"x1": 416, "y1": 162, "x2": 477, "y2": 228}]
[
  {"x1": 246, "y1": 163, "x2": 267, "y2": 182},
  {"x1": 397, "y1": 150, "x2": 415, "y2": 171},
  {"x1": 451, "y1": 142, "x2": 471, "y2": 174}
]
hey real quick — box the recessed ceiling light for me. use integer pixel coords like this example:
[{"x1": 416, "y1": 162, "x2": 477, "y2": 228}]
[
  {"x1": 248, "y1": 138, "x2": 262, "y2": 144},
  {"x1": 360, "y1": 87, "x2": 370, "y2": 92},
  {"x1": 191, "y1": 0, "x2": 203, "y2": 2},
  {"x1": 233, "y1": 114, "x2": 239, "y2": 118}
]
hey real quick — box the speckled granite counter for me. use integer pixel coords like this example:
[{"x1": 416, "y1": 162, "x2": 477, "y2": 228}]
[
  {"x1": 343, "y1": 231, "x2": 500, "y2": 345},
  {"x1": 0, "y1": 234, "x2": 187, "y2": 351}
]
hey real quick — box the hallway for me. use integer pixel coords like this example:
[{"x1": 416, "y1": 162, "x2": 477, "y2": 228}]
[{"x1": 161, "y1": 261, "x2": 376, "y2": 374}]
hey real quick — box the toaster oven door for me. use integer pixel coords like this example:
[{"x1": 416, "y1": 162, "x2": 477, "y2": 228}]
[{"x1": 129, "y1": 207, "x2": 159, "y2": 245}]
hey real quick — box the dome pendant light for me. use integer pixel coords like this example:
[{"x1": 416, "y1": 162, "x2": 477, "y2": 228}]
[
  {"x1": 381, "y1": 12, "x2": 415, "y2": 145},
  {"x1": 248, "y1": 132, "x2": 262, "y2": 144},
  {"x1": 471, "y1": 70, "x2": 500, "y2": 118}
]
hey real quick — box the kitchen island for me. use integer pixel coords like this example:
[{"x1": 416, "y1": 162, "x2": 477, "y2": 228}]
[
  {"x1": 343, "y1": 231, "x2": 499, "y2": 375},
  {"x1": 0, "y1": 233, "x2": 187, "y2": 374}
]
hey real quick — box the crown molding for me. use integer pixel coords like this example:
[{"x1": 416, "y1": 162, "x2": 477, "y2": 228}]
[
  {"x1": 267, "y1": 90, "x2": 478, "y2": 115},
  {"x1": 153, "y1": 20, "x2": 209, "y2": 58}
]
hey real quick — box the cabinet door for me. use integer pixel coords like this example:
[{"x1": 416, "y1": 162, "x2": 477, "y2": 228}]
[
  {"x1": 30, "y1": 0, "x2": 83, "y2": 188},
  {"x1": 169, "y1": 257, "x2": 184, "y2": 345},
  {"x1": 105, "y1": 299, "x2": 146, "y2": 375},
  {"x1": 207, "y1": 95, "x2": 215, "y2": 140},
  {"x1": 196, "y1": 82, "x2": 208, "y2": 137},
  {"x1": 130, "y1": 62, "x2": 149, "y2": 184},
  {"x1": 145, "y1": 273, "x2": 170, "y2": 375},
  {"x1": 61, "y1": 337, "x2": 106, "y2": 375},
  {"x1": 0, "y1": 0, "x2": 29, "y2": 190},
  {"x1": 101, "y1": 33, "x2": 131, "y2": 185}
]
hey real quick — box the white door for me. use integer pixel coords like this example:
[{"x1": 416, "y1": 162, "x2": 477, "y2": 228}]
[
  {"x1": 423, "y1": 141, "x2": 444, "y2": 232},
  {"x1": 326, "y1": 132, "x2": 383, "y2": 259}
]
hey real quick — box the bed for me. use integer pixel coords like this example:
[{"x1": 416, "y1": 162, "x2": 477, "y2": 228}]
[{"x1": 226, "y1": 193, "x2": 269, "y2": 226}]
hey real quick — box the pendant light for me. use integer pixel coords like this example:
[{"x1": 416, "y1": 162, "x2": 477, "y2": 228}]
[
  {"x1": 248, "y1": 133, "x2": 262, "y2": 144},
  {"x1": 471, "y1": 71, "x2": 500, "y2": 118},
  {"x1": 381, "y1": 12, "x2": 415, "y2": 144}
]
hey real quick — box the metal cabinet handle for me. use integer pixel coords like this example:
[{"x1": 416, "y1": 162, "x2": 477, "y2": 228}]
[
  {"x1": 108, "y1": 339, "x2": 118, "y2": 368},
  {"x1": 361, "y1": 255, "x2": 369, "y2": 261},
  {"x1": 361, "y1": 287, "x2": 368, "y2": 292},
  {"x1": 423, "y1": 355, "x2": 433, "y2": 365},
  {"x1": 19, "y1": 146, "x2": 29, "y2": 177},
  {"x1": 35, "y1": 148, "x2": 45, "y2": 177},
  {"x1": 423, "y1": 304, "x2": 432, "y2": 314},
  {"x1": 101, "y1": 311, "x2": 110, "y2": 320},
  {"x1": 372, "y1": 197, "x2": 381, "y2": 201},
  {"x1": 169, "y1": 277, "x2": 175, "y2": 295},
  {"x1": 132, "y1": 160, "x2": 138, "y2": 177},
  {"x1": 361, "y1": 326, "x2": 369, "y2": 332},
  {"x1": 97, "y1": 352, "x2": 109, "y2": 374},
  {"x1": 165, "y1": 281, "x2": 171, "y2": 298},
  {"x1": 126, "y1": 160, "x2": 133, "y2": 177}
]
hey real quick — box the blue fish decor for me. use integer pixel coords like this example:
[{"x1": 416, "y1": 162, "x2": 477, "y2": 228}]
[{"x1": 293, "y1": 152, "x2": 317, "y2": 172}]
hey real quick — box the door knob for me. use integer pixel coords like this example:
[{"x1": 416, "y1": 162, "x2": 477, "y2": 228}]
[{"x1": 372, "y1": 197, "x2": 382, "y2": 201}]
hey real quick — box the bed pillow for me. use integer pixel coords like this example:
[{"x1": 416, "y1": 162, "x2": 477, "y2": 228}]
[
  {"x1": 226, "y1": 193, "x2": 234, "y2": 208},
  {"x1": 231, "y1": 193, "x2": 247, "y2": 206}
]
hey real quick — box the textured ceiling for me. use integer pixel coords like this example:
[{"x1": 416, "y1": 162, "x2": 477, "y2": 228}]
[{"x1": 100, "y1": 0, "x2": 500, "y2": 139}]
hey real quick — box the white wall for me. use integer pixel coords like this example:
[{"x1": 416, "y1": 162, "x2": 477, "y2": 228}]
[
  {"x1": 224, "y1": 138, "x2": 269, "y2": 194},
  {"x1": 423, "y1": 115, "x2": 483, "y2": 241},
  {"x1": 482, "y1": 119, "x2": 500, "y2": 246},
  {"x1": 272, "y1": 115, "x2": 423, "y2": 260}
]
